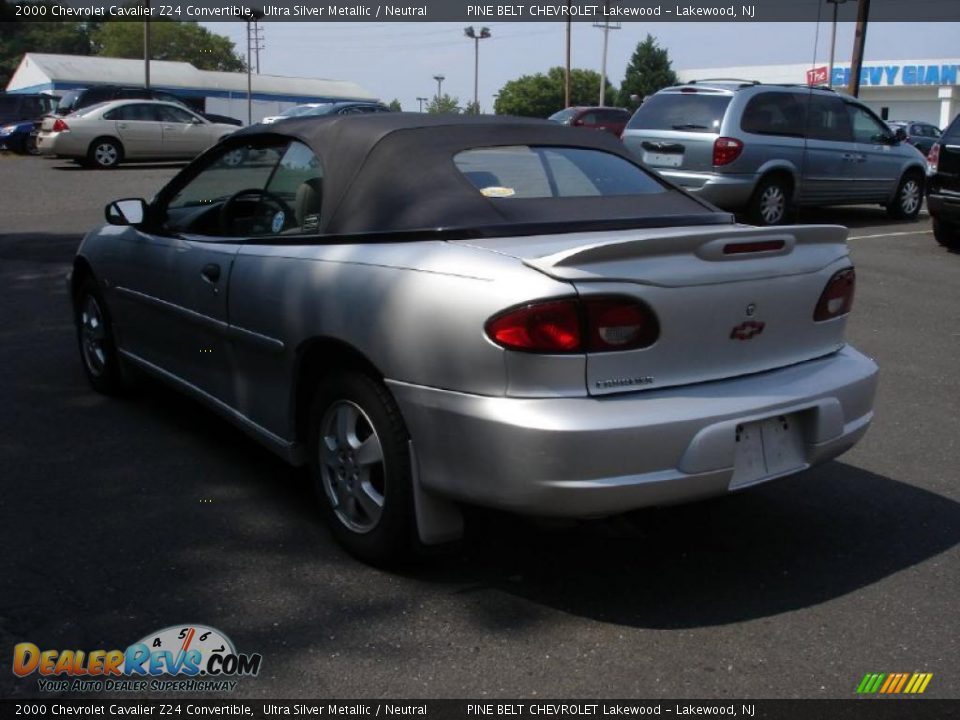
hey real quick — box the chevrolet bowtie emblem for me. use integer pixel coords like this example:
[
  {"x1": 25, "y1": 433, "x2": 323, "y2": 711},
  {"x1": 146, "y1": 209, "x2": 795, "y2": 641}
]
[{"x1": 730, "y1": 321, "x2": 765, "y2": 340}]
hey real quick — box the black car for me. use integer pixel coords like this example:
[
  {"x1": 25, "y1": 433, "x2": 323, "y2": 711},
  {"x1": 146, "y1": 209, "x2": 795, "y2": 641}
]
[
  {"x1": 927, "y1": 114, "x2": 960, "y2": 249},
  {"x1": 887, "y1": 120, "x2": 942, "y2": 155},
  {"x1": 55, "y1": 86, "x2": 242, "y2": 126}
]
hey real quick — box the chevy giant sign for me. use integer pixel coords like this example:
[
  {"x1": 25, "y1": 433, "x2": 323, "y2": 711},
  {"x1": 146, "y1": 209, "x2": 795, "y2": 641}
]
[{"x1": 815, "y1": 64, "x2": 960, "y2": 87}]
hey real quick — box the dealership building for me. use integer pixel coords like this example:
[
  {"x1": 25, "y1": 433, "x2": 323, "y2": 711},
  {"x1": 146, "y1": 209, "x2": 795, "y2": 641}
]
[
  {"x1": 677, "y1": 58, "x2": 960, "y2": 128},
  {"x1": 4, "y1": 53, "x2": 377, "y2": 124}
]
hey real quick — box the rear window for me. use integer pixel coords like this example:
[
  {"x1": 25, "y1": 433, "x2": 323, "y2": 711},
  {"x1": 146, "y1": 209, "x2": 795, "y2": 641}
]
[
  {"x1": 626, "y1": 92, "x2": 731, "y2": 133},
  {"x1": 548, "y1": 108, "x2": 577, "y2": 124},
  {"x1": 454, "y1": 146, "x2": 665, "y2": 199}
]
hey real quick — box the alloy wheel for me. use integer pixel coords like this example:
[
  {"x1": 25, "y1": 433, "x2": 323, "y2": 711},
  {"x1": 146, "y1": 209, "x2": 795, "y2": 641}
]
[
  {"x1": 759, "y1": 185, "x2": 786, "y2": 225},
  {"x1": 80, "y1": 294, "x2": 107, "y2": 377},
  {"x1": 319, "y1": 400, "x2": 386, "y2": 534}
]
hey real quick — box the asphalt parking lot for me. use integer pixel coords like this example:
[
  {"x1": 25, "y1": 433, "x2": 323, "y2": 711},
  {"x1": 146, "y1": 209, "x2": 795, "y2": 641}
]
[{"x1": 1, "y1": 153, "x2": 958, "y2": 699}]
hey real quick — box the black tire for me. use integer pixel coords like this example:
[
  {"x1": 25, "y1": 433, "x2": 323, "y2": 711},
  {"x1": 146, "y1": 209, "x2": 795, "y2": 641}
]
[
  {"x1": 932, "y1": 217, "x2": 960, "y2": 249},
  {"x1": 747, "y1": 175, "x2": 792, "y2": 226},
  {"x1": 26, "y1": 133, "x2": 39, "y2": 156},
  {"x1": 87, "y1": 137, "x2": 123, "y2": 169},
  {"x1": 307, "y1": 371, "x2": 416, "y2": 566},
  {"x1": 74, "y1": 274, "x2": 125, "y2": 395},
  {"x1": 886, "y1": 171, "x2": 924, "y2": 220}
]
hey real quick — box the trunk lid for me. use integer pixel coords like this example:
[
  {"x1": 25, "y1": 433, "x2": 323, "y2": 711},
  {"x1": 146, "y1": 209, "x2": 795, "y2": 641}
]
[{"x1": 461, "y1": 224, "x2": 852, "y2": 396}]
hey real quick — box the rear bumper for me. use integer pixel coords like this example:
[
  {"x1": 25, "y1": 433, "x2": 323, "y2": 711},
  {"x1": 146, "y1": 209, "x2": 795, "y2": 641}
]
[
  {"x1": 659, "y1": 169, "x2": 758, "y2": 210},
  {"x1": 927, "y1": 191, "x2": 960, "y2": 223},
  {"x1": 36, "y1": 131, "x2": 81, "y2": 157},
  {"x1": 389, "y1": 346, "x2": 878, "y2": 517}
]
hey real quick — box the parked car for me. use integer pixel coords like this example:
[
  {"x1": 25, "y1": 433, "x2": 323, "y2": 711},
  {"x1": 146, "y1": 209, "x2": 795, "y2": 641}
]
[
  {"x1": 926, "y1": 113, "x2": 960, "y2": 249},
  {"x1": 260, "y1": 103, "x2": 330, "y2": 124},
  {"x1": 71, "y1": 114, "x2": 878, "y2": 564},
  {"x1": 274, "y1": 101, "x2": 391, "y2": 121},
  {"x1": 887, "y1": 120, "x2": 941, "y2": 155},
  {"x1": 0, "y1": 92, "x2": 58, "y2": 125},
  {"x1": 621, "y1": 81, "x2": 927, "y2": 225},
  {"x1": 37, "y1": 100, "x2": 239, "y2": 168},
  {"x1": 0, "y1": 119, "x2": 40, "y2": 154},
  {"x1": 0, "y1": 92, "x2": 57, "y2": 154},
  {"x1": 55, "y1": 86, "x2": 242, "y2": 126},
  {"x1": 548, "y1": 106, "x2": 632, "y2": 135}
]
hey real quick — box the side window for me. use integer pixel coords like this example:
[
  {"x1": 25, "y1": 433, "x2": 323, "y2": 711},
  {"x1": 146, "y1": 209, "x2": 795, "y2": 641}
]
[
  {"x1": 806, "y1": 95, "x2": 852, "y2": 142},
  {"x1": 578, "y1": 112, "x2": 599, "y2": 125},
  {"x1": 741, "y1": 92, "x2": 806, "y2": 137},
  {"x1": 264, "y1": 141, "x2": 324, "y2": 233},
  {"x1": 943, "y1": 116, "x2": 960, "y2": 142},
  {"x1": 847, "y1": 104, "x2": 891, "y2": 144},
  {"x1": 157, "y1": 105, "x2": 198, "y2": 124},
  {"x1": 164, "y1": 142, "x2": 288, "y2": 236}
]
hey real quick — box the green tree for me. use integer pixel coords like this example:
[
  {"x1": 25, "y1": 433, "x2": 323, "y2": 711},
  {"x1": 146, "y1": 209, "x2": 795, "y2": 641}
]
[
  {"x1": 387, "y1": 98, "x2": 402, "y2": 111},
  {"x1": 617, "y1": 34, "x2": 678, "y2": 107},
  {"x1": 0, "y1": 4, "x2": 99, "y2": 88},
  {"x1": 94, "y1": 21, "x2": 245, "y2": 72},
  {"x1": 426, "y1": 94, "x2": 460, "y2": 114},
  {"x1": 463, "y1": 100, "x2": 481, "y2": 115},
  {"x1": 493, "y1": 67, "x2": 618, "y2": 117}
]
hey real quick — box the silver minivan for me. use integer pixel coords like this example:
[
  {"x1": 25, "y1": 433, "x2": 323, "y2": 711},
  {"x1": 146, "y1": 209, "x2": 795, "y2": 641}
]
[{"x1": 622, "y1": 82, "x2": 928, "y2": 225}]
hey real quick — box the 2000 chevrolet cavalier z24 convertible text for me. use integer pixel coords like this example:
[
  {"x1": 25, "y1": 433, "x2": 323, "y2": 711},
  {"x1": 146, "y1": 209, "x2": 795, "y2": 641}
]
[{"x1": 70, "y1": 114, "x2": 878, "y2": 564}]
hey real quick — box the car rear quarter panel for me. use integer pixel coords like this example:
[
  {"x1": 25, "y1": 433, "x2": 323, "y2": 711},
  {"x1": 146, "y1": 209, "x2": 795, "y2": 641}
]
[{"x1": 225, "y1": 240, "x2": 580, "y2": 440}]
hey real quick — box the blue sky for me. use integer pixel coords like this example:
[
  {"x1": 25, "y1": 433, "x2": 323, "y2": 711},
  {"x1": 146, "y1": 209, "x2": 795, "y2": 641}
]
[{"x1": 201, "y1": 21, "x2": 960, "y2": 111}]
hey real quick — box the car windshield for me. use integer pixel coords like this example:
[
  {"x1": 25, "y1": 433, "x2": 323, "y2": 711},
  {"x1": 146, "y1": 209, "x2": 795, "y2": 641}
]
[
  {"x1": 300, "y1": 105, "x2": 341, "y2": 117},
  {"x1": 71, "y1": 102, "x2": 112, "y2": 117},
  {"x1": 280, "y1": 104, "x2": 326, "y2": 118},
  {"x1": 56, "y1": 90, "x2": 83, "y2": 114},
  {"x1": 626, "y1": 92, "x2": 731, "y2": 133},
  {"x1": 548, "y1": 108, "x2": 578, "y2": 124}
]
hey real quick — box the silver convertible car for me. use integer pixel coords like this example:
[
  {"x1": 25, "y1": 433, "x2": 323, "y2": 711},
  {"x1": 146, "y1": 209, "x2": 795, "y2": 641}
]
[{"x1": 71, "y1": 114, "x2": 878, "y2": 564}]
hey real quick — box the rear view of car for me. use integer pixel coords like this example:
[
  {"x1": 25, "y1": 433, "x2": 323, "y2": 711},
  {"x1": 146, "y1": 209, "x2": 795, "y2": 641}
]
[
  {"x1": 927, "y1": 114, "x2": 960, "y2": 248},
  {"x1": 622, "y1": 82, "x2": 927, "y2": 226},
  {"x1": 548, "y1": 106, "x2": 632, "y2": 136}
]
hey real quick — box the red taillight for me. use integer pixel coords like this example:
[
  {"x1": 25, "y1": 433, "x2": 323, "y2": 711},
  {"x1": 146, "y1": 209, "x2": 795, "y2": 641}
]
[
  {"x1": 712, "y1": 137, "x2": 743, "y2": 166},
  {"x1": 928, "y1": 142, "x2": 940, "y2": 173},
  {"x1": 52, "y1": 118, "x2": 69, "y2": 132},
  {"x1": 814, "y1": 268, "x2": 855, "y2": 321},
  {"x1": 486, "y1": 297, "x2": 659, "y2": 353},
  {"x1": 723, "y1": 240, "x2": 786, "y2": 255}
]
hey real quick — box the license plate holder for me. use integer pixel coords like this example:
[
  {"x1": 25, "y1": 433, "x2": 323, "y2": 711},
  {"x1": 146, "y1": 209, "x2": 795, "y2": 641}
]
[
  {"x1": 642, "y1": 151, "x2": 683, "y2": 168},
  {"x1": 730, "y1": 414, "x2": 805, "y2": 490}
]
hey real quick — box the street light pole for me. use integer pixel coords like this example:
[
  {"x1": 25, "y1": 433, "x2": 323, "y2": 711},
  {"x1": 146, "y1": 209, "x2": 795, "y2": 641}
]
[
  {"x1": 143, "y1": 4, "x2": 150, "y2": 90},
  {"x1": 244, "y1": 8, "x2": 264, "y2": 125},
  {"x1": 433, "y1": 74, "x2": 445, "y2": 102},
  {"x1": 826, "y1": 0, "x2": 848, "y2": 87},
  {"x1": 464, "y1": 26, "x2": 491, "y2": 112},
  {"x1": 417, "y1": 97, "x2": 428, "y2": 112}
]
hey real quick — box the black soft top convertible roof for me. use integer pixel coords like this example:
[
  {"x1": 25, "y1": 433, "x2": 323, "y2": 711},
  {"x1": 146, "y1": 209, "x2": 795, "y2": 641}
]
[{"x1": 229, "y1": 113, "x2": 727, "y2": 236}]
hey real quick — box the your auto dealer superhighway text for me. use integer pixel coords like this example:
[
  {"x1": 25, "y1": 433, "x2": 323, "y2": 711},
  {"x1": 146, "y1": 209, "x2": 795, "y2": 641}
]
[{"x1": 468, "y1": 705, "x2": 751, "y2": 716}]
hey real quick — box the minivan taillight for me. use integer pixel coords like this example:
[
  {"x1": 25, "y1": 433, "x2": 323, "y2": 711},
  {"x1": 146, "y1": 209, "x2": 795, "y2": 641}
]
[
  {"x1": 814, "y1": 268, "x2": 855, "y2": 321},
  {"x1": 52, "y1": 118, "x2": 69, "y2": 132},
  {"x1": 486, "y1": 297, "x2": 659, "y2": 353},
  {"x1": 713, "y1": 137, "x2": 743, "y2": 166},
  {"x1": 928, "y1": 142, "x2": 940, "y2": 173}
]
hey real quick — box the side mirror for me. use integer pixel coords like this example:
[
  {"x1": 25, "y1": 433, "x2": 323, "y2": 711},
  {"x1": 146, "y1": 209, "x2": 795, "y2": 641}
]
[
  {"x1": 893, "y1": 127, "x2": 907, "y2": 143},
  {"x1": 570, "y1": 118, "x2": 583, "y2": 127},
  {"x1": 105, "y1": 198, "x2": 147, "y2": 226}
]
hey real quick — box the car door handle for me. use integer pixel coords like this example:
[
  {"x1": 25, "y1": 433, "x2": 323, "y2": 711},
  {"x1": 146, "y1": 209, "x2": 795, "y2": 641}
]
[{"x1": 201, "y1": 264, "x2": 221, "y2": 284}]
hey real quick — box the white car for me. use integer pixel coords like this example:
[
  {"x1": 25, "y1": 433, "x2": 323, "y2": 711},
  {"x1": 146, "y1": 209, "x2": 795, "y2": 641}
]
[
  {"x1": 260, "y1": 103, "x2": 330, "y2": 125},
  {"x1": 36, "y1": 100, "x2": 239, "y2": 168}
]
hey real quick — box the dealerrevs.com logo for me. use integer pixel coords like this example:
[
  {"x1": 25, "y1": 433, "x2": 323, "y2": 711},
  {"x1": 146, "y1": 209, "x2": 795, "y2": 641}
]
[{"x1": 12, "y1": 624, "x2": 262, "y2": 693}]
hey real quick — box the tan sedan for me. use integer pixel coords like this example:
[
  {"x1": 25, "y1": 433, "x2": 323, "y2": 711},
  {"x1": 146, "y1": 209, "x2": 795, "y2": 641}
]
[{"x1": 37, "y1": 99, "x2": 239, "y2": 169}]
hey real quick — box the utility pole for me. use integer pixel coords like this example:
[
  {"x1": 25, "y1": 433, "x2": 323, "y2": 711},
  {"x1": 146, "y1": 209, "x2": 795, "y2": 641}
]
[
  {"x1": 252, "y1": 21, "x2": 265, "y2": 74},
  {"x1": 593, "y1": 6, "x2": 620, "y2": 107},
  {"x1": 417, "y1": 97, "x2": 428, "y2": 112},
  {"x1": 564, "y1": 4, "x2": 571, "y2": 108},
  {"x1": 143, "y1": 6, "x2": 150, "y2": 90},
  {"x1": 847, "y1": 0, "x2": 870, "y2": 98},
  {"x1": 464, "y1": 27, "x2": 491, "y2": 112},
  {"x1": 245, "y1": 8, "x2": 264, "y2": 124},
  {"x1": 826, "y1": 0, "x2": 847, "y2": 88}
]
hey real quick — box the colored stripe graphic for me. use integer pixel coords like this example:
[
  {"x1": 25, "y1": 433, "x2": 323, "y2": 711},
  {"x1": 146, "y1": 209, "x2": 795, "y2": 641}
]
[{"x1": 857, "y1": 672, "x2": 933, "y2": 694}]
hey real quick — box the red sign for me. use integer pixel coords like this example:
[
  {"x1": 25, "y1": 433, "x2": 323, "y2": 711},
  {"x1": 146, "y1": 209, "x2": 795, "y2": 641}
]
[{"x1": 806, "y1": 66, "x2": 829, "y2": 85}]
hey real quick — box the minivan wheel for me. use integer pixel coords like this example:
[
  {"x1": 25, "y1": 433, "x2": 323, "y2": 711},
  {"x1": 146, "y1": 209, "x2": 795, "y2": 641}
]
[
  {"x1": 87, "y1": 138, "x2": 123, "y2": 169},
  {"x1": 307, "y1": 371, "x2": 416, "y2": 566},
  {"x1": 932, "y1": 217, "x2": 960, "y2": 249},
  {"x1": 887, "y1": 172, "x2": 923, "y2": 220},
  {"x1": 748, "y1": 176, "x2": 791, "y2": 226}
]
